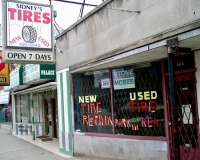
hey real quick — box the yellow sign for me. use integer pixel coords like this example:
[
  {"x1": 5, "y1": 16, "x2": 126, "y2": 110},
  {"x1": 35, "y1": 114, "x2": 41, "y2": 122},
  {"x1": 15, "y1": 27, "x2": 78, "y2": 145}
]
[{"x1": 0, "y1": 51, "x2": 9, "y2": 85}]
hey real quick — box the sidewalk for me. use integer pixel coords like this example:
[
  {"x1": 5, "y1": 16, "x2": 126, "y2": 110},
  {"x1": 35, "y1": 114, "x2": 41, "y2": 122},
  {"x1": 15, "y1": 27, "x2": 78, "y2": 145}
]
[{"x1": 0, "y1": 129, "x2": 117, "y2": 160}]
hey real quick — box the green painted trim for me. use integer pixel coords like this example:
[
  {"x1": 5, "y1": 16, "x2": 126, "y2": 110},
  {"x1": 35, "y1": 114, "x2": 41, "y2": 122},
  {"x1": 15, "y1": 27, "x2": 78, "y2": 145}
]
[
  {"x1": 66, "y1": 71, "x2": 72, "y2": 134},
  {"x1": 32, "y1": 131, "x2": 35, "y2": 140},
  {"x1": 60, "y1": 148, "x2": 73, "y2": 156},
  {"x1": 32, "y1": 117, "x2": 34, "y2": 124},
  {"x1": 31, "y1": 99, "x2": 34, "y2": 108},
  {"x1": 60, "y1": 73, "x2": 65, "y2": 132}
]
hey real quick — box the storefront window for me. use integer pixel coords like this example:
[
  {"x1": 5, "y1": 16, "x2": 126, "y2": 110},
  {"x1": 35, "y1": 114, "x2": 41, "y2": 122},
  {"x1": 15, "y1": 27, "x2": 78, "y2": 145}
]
[
  {"x1": 73, "y1": 71, "x2": 112, "y2": 133},
  {"x1": 73, "y1": 62, "x2": 165, "y2": 137},
  {"x1": 113, "y1": 66, "x2": 165, "y2": 136},
  {"x1": 33, "y1": 94, "x2": 43, "y2": 123},
  {"x1": 16, "y1": 94, "x2": 30, "y2": 123}
]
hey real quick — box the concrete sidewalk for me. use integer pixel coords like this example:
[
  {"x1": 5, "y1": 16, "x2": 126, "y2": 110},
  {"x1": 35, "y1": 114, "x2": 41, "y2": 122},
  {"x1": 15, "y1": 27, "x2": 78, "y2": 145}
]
[{"x1": 0, "y1": 129, "x2": 117, "y2": 160}]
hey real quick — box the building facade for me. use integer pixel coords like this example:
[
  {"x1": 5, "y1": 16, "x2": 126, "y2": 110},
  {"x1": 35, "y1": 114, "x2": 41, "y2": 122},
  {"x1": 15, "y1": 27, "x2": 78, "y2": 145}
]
[
  {"x1": 4, "y1": 64, "x2": 58, "y2": 140},
  {"x1": 56, "y1": 0, "x2": 200, "y2": 159}
]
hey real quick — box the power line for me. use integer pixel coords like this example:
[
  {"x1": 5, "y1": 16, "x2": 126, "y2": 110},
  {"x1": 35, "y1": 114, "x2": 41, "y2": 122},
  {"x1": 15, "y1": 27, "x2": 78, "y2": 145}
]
[{"x1": 52, "y1": 0, "x2": 97, "y2": 7}]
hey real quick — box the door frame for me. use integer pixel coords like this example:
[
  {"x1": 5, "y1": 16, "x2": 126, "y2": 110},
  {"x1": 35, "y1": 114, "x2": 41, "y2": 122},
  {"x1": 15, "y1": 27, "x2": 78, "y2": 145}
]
[
  {"x1": 43, "y1": 99, "x2": 48, "y2": 135},
  {"x1": 50, "y1": 98, "x2": 56, "y2": 138},
  {"x1": 162, "y1": 58, "x2": 199, "y2": 159}
]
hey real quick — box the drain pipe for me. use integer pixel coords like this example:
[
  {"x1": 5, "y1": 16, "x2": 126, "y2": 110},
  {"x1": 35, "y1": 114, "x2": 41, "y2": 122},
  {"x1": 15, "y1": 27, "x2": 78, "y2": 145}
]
[{"x1": 167, "y1": 38, "x2": 180, "y2": 160}]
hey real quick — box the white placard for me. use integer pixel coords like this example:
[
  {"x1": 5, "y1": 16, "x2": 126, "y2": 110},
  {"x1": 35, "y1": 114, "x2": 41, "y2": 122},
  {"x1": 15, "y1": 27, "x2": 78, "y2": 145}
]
[
  {"x1": 101, "y1": 78, "x2": 110, "y2": 88},
  {"x1": 182, "y1": 104, "x2": 193, "y2": 124}
]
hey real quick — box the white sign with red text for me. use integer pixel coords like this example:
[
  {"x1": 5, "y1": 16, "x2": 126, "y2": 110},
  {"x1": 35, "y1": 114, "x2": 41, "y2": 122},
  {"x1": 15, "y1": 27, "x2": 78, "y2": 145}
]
[{"x1": 6, "y1": 1, "x2": 52, "y2": 49}]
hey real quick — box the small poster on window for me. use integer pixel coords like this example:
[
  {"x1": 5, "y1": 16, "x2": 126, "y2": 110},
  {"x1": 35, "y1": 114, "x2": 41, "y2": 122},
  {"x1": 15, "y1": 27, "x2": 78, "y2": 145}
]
[
  {"x1": 112, "y1": 66, "x2": 135, "y2": 90},
  {"x1": 21, "y1": 116, "x2": 28, "y2": 123},
  {"x1": 182, "y1": 104, "x2": 193, "y2": 124},
  {"x1": 101, "y1": 78, "x2": 110, "y2": 89}
]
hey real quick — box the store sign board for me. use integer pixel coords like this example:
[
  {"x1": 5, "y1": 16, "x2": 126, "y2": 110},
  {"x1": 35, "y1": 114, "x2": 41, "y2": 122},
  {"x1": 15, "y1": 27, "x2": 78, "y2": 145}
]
[
  {"x1": 23, "y1": 64, "x2": 55, "y2": 84},
  {"x1": 0, "y1": 51, "x2": 9, "y2": 86},
  {"x1": 4, "y1": 50, "x2": 53, "y2": 63},
  {"x1": 0, "y1": 91, "x2": 10, "y2": 104},
  {"x1": 40, "y1": 64, "x2": 56, "y2": 79},
  {"x1": 112, "y1": 67, "x2": 135, "y2": 90},
  {"x1": 2, "y1": 0, "x2": 54, "y2": 64}
]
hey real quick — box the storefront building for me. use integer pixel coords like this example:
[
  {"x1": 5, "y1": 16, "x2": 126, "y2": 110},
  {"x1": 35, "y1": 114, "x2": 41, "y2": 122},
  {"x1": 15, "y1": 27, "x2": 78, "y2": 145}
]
[
  {"x1": 55, "y1": 0, "x2": 200, "y2": 159},
  {"x1": 5, "y1": 64, "x2": 57, "y2": 139}
]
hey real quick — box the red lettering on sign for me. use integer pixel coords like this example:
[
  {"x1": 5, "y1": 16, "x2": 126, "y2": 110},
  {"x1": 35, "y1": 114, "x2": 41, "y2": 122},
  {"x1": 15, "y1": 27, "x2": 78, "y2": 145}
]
[
  {"x1": 8, "y1": 8, "x2": 16, "y2": 20},
  {"x1": 8, "y1": 8, "x2": 50, "y2": 24},
  {"x1": 141, "y1": 117, "x2": 159, "y2": 127},
  {"x1": 9, "y1": 35, "x2": 21, "y2": 45},
  {"x1": 149, "y1": 100, "x2": 156, "y2": 112},
  {"x1": 81, "y1": 103, "x2": 86, "y2": 113},
  {"x1": 34, "y1": 12, "x2": 41, "y2": 23},
  {"x1": 38, "y1": 36, "x2": 49, "y2": 47},
  {"x1": 18, "y1": 9, "x2": 22, "y2": 20},
  {"x1": 129, "y1": 101, "x2": 156, "y2": 113},
  {"x1": 88, "y1": 114, "x2": 93, "y2": 126},
  {"x1": 23, "y1": 10, "x2": 32, "y2": 22},
  {"x1": 43, "y1": 13, "x2": 51, "y2": 24},
  {"x1": 83, "y1": 114, "x2": 88, "y2": 125},
  {"x1": 141, "y1": 102, "x2": 148, "y2": 112}
]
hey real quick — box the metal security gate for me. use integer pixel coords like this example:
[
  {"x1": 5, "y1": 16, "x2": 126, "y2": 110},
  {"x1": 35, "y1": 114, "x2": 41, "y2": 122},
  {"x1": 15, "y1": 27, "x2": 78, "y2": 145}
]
[{"x1": 165, "y1": 72, "x2": 200, "y2": 160}]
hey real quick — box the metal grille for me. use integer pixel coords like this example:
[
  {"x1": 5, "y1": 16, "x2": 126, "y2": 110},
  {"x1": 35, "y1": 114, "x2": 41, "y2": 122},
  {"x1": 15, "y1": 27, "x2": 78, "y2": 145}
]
[
  {"x1": 114, "y1": 67, "x2": 165, "y2": 136},
  {"x1": 166, "y1": 73, "x2": 200, "y2": 159},
  {"x1": 73, "y1": 66, "x2": 165, "y2": 136},
  {"x1": 73, "y1": 72, "x2": 112, "y2": 133}
]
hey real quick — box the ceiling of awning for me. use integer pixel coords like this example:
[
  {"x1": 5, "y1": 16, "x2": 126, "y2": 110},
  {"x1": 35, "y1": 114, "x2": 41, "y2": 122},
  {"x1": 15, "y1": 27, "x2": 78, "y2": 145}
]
[{"x1": 77, "y1": 34, "x2": 200, "y2": 72}]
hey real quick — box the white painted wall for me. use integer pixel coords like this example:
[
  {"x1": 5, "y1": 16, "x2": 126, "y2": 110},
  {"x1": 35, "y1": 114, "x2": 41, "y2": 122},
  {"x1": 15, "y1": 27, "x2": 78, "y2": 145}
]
[{"x1": 56, "y1": 0, "x2": 200, "y2": 71}]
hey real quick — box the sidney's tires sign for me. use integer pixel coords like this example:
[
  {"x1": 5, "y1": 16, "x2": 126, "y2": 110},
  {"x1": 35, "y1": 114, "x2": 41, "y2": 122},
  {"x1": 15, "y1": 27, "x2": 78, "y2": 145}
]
[{"x1": 2, "y1": 0, "x2": 54, "y2": 64}]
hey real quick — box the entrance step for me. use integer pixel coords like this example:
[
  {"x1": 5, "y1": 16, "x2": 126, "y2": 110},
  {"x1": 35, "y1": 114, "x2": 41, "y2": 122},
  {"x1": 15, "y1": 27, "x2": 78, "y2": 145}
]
[
  {"x1": 41, "y1": 137, "x2": 53, "y2": 142},
  {"x1": 36, "y1": 135, "x2": 49, "y2": 139},
  {"x1": 36, "y1": 135, "x2": 53, "y2": 142}
]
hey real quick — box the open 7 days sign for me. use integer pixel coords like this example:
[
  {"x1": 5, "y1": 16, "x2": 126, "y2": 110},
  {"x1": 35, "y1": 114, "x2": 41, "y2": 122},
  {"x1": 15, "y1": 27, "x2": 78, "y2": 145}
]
[{"x1": 2, "y1": 0, "x2": 54, "y2": 64}]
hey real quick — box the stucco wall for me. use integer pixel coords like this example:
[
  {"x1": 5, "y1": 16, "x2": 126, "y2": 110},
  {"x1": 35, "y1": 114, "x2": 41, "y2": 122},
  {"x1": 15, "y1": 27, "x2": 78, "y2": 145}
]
[
  {"x1": 56, "y1": 0, "x2": 200, "y2": 71},
  {"x1": 74, "y1": 134, "x2": 167, "y2": 160}
]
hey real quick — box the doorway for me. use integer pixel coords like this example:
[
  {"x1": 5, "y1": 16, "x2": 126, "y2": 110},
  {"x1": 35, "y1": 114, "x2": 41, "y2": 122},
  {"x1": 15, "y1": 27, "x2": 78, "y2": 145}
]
[
  {"x1": 43, "y1": 99, "x2": 57, "y2": 138},
  {"x1": 163, "y1": 54, "x2": 200, "y2": 159}
]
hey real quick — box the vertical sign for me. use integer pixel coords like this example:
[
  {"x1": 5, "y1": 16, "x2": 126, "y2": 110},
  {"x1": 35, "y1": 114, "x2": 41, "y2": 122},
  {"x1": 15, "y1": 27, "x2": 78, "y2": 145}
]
[
  {"x1": 0, "y1": 51, "x2": 9, "y2": 86},
  {"x1": 2, "y1": 0, "x2": 54, "y2": 64},
  {"x1": 112, "y1": 67, "x2": 135, "y2": 90}
]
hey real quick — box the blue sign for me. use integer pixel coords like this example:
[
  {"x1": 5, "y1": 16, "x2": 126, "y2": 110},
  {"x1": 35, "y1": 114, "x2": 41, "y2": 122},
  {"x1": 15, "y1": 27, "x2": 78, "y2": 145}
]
[{"x1": 112, "y1": 67, "x2": 135, "y2": 90}]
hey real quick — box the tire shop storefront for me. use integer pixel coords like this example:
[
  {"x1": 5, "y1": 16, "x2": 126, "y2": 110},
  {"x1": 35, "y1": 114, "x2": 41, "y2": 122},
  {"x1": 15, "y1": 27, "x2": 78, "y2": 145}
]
[
  {"x1": 7, "y1": 64, "x2": 58, "y2": 139},
  {"x1": 55, "y1": 0, "x2": 200, "y2": 159}
]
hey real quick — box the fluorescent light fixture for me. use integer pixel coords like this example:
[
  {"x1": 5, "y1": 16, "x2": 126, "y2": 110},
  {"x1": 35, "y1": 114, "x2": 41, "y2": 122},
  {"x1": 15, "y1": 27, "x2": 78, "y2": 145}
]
[{"x1": 133, "y1": 62, "x2": 151, "y2": 68}]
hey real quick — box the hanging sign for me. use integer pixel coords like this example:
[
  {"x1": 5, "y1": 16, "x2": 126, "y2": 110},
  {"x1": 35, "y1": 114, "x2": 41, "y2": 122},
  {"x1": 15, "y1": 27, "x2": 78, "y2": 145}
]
[
  {"x1": 0, "y1": 91, "x2": 10, "y2": 104},
  {"x1": 0, "y1": 51, "x2": 9, "y2": 86},
  {"x1": 112, "y1": 66, "x2": 135, "y2": 90},
  {"x1": 23, "y1": 64, "x2": 56, "y2": 84},
  {"x1": 2, "y1": 0, "x2": 54, "y2": 64}
]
